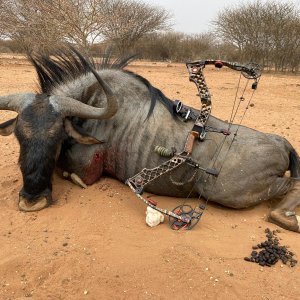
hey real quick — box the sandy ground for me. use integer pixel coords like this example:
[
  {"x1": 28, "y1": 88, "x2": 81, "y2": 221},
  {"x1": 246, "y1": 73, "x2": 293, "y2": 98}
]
[{"x1": 0, "y1": 55, "x2": 299, "y2": 300}]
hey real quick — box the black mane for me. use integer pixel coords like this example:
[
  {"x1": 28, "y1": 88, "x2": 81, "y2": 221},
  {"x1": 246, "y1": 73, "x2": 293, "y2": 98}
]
[{"x1": 28, "y1": 48, "x2": 175, "y2": 117}]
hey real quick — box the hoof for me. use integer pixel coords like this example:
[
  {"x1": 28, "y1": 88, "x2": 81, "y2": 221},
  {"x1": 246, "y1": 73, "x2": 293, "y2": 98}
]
[
  {"x1": 269, "y1": 209, "x2": 300, "y2": 233},
  {"x1": 18, "y1": 195, "x2": 49, "y2": 212}
]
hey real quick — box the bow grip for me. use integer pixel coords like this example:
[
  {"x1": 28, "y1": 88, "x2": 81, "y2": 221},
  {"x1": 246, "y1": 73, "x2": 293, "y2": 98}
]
[{"x1": 184, "y1": 131, "x2": 199, "y2": 154}]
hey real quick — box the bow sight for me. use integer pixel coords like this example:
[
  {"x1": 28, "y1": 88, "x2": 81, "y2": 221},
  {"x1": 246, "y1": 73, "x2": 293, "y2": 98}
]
[{"x1": 126, "y1": 59, "x2": 262, "y2": 230}]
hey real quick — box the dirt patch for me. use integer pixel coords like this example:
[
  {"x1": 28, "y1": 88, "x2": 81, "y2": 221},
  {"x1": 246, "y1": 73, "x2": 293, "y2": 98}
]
[{"x1": 0, "y1": 57, "x2": 299, "y2": 299}]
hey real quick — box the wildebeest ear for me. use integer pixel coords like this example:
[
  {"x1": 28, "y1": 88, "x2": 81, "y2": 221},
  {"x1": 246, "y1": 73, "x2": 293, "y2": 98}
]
[
  {"x1": 0, "y1": 117, "x2": 17, "y2": 136},
  {"x1": 64, "y1": 119, "x2": 103, "y2": 145}
]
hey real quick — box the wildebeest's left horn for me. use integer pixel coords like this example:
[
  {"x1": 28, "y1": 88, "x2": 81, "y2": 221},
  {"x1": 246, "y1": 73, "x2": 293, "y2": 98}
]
[
  {"x1": 54, "y1": 71, "x2": 118, "y2": 119},
  {"x1": 0, "y1": 93, "x2": 35, "y2": 112}
]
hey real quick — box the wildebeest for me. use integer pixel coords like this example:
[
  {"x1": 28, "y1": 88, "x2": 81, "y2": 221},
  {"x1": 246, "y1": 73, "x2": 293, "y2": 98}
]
[{"x1": 0, "y1": 49, "x2": 299, "y2": 232}]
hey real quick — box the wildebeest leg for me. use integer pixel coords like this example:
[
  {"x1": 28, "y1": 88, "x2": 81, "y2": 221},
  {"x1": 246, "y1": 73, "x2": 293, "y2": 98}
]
[{"x1": 269, "y1": 179, "x2": 300, "y2": 232}]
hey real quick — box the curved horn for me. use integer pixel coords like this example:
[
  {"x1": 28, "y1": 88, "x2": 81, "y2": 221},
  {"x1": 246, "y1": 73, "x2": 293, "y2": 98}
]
[
  {"x1": 51, "y1": 94, "x2": 118, "y2": 119},
  {"x1": 55, "y1": 70, "x2": 118, "y2": 120},
  {"x1": 87, "y1": 67, "x2": 119, "y2": 119},
  {"x1": 0, "y1": 93, "x2": 35, "y2": 112}
]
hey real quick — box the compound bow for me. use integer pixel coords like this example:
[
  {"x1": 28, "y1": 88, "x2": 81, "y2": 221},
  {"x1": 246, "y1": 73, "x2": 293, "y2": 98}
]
[{"x1": 126, "y1": 59, "x2": 262, "y2": 230}]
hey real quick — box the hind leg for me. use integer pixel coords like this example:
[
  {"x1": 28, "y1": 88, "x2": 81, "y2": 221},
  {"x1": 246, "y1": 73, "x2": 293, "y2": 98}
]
[{"x1": 269, "y1": 179, "x2": 300, "y2": 232}]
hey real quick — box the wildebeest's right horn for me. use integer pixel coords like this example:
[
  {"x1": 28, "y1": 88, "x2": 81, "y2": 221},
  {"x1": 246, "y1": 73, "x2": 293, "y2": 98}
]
[
  {"x1": 55, "y1": 69, "x2": 118, "y2": 119},
  {"x1": 0, "y1": 93, "x2": 35, "y2": 112},
  {"x1": 52, "y1": 94, "x2": 118, "y2": 119}
]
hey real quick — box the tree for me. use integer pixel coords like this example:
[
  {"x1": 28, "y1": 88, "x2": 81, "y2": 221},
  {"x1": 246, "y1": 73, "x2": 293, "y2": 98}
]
[
  {"x1": 0, "y1": 0, "x2": 172, "y2": 55},
  {"x1": 100, "y1": 0, "x2": 171, "y2": 54},
  {"x1": 45, "y1": 0, "x2": 106, "y2": 51},
  {"x1": 0, "y1": 0, "x2": 64, "y2": 52},
  {"x1": 132, "y1": 31, "x2": 218, "y2": 62},
  {"x1": 0, "y1": 0, "x2": 107, "y2": 53},
  {"x1": 213, "y1": 1, "x2": 300, "y2": 72}
]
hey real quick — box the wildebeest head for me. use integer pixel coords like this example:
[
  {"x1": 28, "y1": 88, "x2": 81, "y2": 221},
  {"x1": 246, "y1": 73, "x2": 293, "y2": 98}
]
[{"x1": 0, "y1": 61, "x2": 118, "y2": 212}]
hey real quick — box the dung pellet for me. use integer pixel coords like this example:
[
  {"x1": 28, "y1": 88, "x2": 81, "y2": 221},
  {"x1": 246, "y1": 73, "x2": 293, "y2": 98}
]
[{"x1": 244, "y1": 228, "x2": 297, "y2": 268}]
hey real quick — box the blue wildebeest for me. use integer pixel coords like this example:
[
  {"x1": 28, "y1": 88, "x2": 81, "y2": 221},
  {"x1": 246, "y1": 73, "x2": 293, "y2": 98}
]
[{"x1": 0, "y1": 49, "x2": 299, "y2": 232}]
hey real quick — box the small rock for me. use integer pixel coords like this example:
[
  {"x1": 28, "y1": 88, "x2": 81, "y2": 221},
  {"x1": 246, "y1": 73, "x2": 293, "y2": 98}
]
[
  {"x1": 62, "y1": 242, "x2": 68, "y2": 247},
  {"x1": 145, "y1": 207, "x2": 164, "y2": 227},
  {"x1": 83, "y1": 290, "x2": 88, "y2": 295}
]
